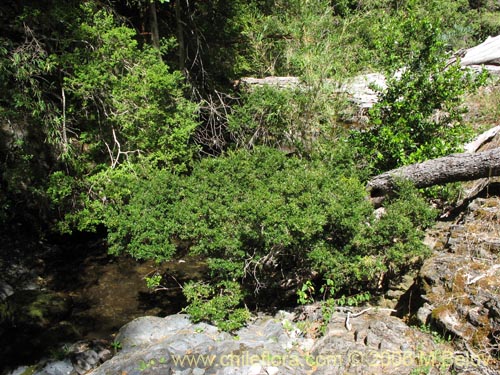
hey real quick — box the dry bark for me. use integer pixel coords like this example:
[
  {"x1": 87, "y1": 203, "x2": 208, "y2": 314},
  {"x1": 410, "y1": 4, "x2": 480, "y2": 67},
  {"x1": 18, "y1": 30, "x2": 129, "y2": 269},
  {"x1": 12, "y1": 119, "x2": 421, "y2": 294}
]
[
  {"x1": 463, "y1": 125, "x2": 500, "y2": 153},
  {"x1": 459, "y1": 35, "x2": 500, "y2": 70},
  {"x1": 367, "y1": 148, "x2": 500, "y2": 198}
]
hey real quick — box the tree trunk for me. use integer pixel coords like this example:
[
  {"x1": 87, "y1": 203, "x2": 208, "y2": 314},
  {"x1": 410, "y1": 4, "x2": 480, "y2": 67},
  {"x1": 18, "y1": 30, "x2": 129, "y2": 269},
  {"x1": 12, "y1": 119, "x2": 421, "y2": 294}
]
[
  {"x1": 367, "y1": 148, "x2": 500, "y2": 198},
  {"x1": 150, "y1": 0, "x2": 160, "y2": 50},
  {"x1": 447, "y1": 35, "x2": 500, "y2": 75},
  {"x1": 175, "y1": 0, "x2": 185, "y2": 71}
]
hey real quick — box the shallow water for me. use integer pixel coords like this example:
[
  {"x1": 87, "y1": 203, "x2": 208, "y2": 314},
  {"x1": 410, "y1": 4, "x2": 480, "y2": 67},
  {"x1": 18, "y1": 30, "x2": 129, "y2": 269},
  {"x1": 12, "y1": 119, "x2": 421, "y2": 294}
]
[{"x1": 0, "y1": 236, "x2": 206, "y2": 369}]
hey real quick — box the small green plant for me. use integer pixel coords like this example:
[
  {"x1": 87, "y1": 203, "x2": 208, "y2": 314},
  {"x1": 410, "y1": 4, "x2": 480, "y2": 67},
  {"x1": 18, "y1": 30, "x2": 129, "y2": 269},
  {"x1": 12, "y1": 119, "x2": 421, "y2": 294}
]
[
  {"x1": 111, "y1": 340, "x2": 122, "y2": 353},
  {"x1": 182, "y1": 280, "x2": 250, "y2": 331},
  {"x1": 145, "y1": 274, "x2": 163, "y2": 290},
  {"x1": 138, "y1": 356, "x2": 167, "y2": 368},
  {"x1": 297, "y1": 280, "x2": 315, "y2": 305},
  {"x1": 319, "y1": 278, "x2": 335, "y2": 299},
  {"x1": 419, "y1": 324, "x2": 451, "y2": 345},
  {"x1": 137, "y1": 359, "x2": 157, "y2": 372},
  {"x1": 319, "y1": 291, "x2": 372, "y2": 335},
  {"x1": 410, "y1": 365, "x2": 432, "y2": 375},
  {"x1": 335, "y1": 292, "x2": 371, "y2": 308},
  {"x1": 282, "y1": 319, "x2": 295, "y2": 333}
]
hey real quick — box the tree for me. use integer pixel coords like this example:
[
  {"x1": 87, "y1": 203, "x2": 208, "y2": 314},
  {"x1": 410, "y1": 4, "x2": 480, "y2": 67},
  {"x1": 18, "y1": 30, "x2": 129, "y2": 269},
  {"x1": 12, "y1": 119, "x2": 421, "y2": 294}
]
[{"x1": 59, "y1": 3, "x2": 198, "y2": 171}]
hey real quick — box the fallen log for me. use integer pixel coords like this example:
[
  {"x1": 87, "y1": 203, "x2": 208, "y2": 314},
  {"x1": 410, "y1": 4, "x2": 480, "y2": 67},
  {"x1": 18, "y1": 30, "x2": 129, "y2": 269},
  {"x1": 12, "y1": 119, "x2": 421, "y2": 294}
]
[
  {"x1": 238, "y1": 73, "x2": 386, "y2": 109},
  {"x1": 444, "y1": 35, "x2": 500, "y2": 75},
  {"x1": 463, "y1": 125, "x2": 500, "y2": 153},
  {"x1": 238, "y1": 76, "x2": 302, "y2": 89},
  {"x1": 367, "y1": 148, "x2": 500, "y2": 198},
  {"x1": 459, "y1": 35, "x2": 500, "y2": 68}
]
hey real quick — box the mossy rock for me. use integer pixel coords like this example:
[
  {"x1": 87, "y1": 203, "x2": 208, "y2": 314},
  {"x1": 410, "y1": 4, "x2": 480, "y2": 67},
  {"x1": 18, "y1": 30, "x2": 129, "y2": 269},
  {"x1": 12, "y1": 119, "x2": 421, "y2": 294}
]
[{"x1": 4, "y1": 290, "x2": 72, "y2": 331}]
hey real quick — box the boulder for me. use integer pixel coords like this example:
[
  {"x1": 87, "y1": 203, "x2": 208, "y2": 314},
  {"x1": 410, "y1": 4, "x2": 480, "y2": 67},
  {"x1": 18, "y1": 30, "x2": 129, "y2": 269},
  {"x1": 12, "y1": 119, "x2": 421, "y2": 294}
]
[
  {"x1": 0, "y1": 281, "x2": 14, "y2": 301},
  {"x1": 311, "y1": 311, "x2": 450, "y2": 375},
  {"x1": 116, "y1": 315, "x2": 193, "y2": 351},
  {"x1": 33, "y1": 360, "x2": 73, "y2": 375},
  {"x1": 87, "y1": 309, "x2": 472, "y2": 375}
]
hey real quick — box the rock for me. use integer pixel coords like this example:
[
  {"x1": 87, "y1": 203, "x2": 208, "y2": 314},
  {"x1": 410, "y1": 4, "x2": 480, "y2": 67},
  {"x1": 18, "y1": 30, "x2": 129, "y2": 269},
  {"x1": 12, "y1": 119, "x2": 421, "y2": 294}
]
[
  {"x1": 0, "y1": 281, "x2": 14, "y2": 301},
  {"x1": 29, "y1": 340, "x2": 111, "y2": 375},
  {"x1": 116, "y1": 315, "x2": 192, "y2": 350},
  {"x1": 432, "y1": 306, "x2": 474, "y2": 340},
  {"x1": 87, "y1": 309, "x2": 464, "y2": 375},
  {"x1": 485, "y1": 297, "x2": 500, "y2": 320},
  {"x1": 72, "y1": 350, "x2": 100, "y2": 374},
  {"x1": 416, "y1": 196, "x2": 500, "y2": 366},
  {"x1": 416, "y1": 303, "x2": 433, "y2": 326},
  {"x1": 311, "y1": 311, "x2": 450, "y2": 375},
  {"x1": 384, "y1": 273, "x2": 417, "y2": 309},
  {"x1": 467, "y1": 307, "x2": 486, "y2": 327},
  {"x1": 33, "y1": 360, "x2": 73, "y2": 375},
  {"x1": 97, "y1": 348, "x2": 112, "y2": 362}
]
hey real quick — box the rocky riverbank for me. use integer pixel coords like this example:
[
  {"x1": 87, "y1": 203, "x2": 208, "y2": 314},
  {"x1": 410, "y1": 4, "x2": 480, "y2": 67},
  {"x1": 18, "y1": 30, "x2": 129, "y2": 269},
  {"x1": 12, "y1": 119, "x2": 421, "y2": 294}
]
[
  {"x1": 10, "y1": 305, "x2": 493, "y2": 375},
  {"x1": 100, "y1": 309, "x2": 486, "y2": 375}
]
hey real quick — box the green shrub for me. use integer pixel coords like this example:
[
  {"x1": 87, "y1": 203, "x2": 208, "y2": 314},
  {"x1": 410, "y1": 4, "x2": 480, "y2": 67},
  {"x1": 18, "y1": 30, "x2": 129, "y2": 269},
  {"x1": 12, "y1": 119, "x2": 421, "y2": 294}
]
[
  {"x1": 351, "y1": 18, "x2": 487, "y2": 173},
  {"x1": 65, "y1": 145, "x2": 435, "y2": 330},
  {"x1": 228, "y1": 86, "x2": 297, "y2": 149},
  {"x1": 183, "y1": 281, "x2": 250, "y2": 332},
  {"x1": 61, "y1": 3, "x2": 199, "y2": 171},
  {"x1": 352, "y1": 181, "x2": 437, "y2": 281},
  {"x1": 473, "y1": 11, "x2": 500, "y2": 41},
  {"x1": 307, "y1": 180, "x2": 435, "y2": 291}
]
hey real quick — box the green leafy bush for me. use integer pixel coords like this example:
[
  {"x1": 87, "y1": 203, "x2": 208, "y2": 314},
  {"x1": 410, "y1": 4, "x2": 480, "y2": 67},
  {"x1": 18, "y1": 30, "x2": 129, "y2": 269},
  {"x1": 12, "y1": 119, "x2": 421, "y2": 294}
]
[
  {"x1": 352, "y1": 18, "x2": 487, "y2": 173},
  {"x1": 473, "y1": 11, "x2": 500, "y2": 41},
  {"x1": 228, "y1": 85, "x2": 340, "y2": 154},
  {"x1": 228, "y1": 86, "x2": 296, "y2": 149},
  {"x1": 308, "y1": 180, "x2": 435, "y2": 291},
  {"x1": 352, "y1": 180, "x2": 437, "y2": 281}
]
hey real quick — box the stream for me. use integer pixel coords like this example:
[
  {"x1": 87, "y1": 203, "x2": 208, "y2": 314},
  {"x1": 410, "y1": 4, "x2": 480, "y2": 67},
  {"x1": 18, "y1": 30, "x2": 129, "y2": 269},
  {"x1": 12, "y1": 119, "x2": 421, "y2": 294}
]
[{"x1": 0, "y1": 232, "x2": 206, "y2": 370}]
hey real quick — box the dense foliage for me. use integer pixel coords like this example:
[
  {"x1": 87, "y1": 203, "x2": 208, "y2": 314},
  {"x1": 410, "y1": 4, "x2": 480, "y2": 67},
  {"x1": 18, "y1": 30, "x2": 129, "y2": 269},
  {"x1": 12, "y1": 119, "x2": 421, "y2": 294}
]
[
  {"x1": 65, "y1": 146, "x2": 435, "y2": 328},
  {"x1": 352, "y1": 18, "x2": 489, "y2": 172},
  {"x1": 61, "y1": 4, "x2": 199, "y2": 171},
  {"x1": 1, "y1": 0, "x2": 498, "y2": 329}
]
